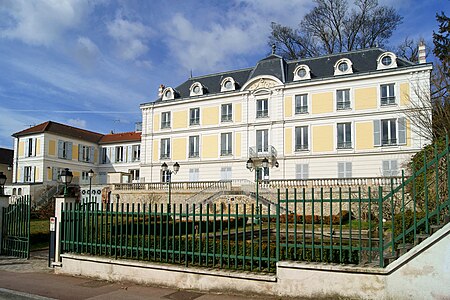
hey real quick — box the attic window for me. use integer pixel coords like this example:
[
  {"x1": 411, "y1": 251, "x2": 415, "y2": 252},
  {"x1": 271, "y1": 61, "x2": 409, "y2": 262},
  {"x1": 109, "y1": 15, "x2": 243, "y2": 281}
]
[
  {"x1": 293, "y1": 65, "x2": 311, "y2": 81},
  {"x1": 220, "y1": 77, "x2": 236, "y2": 92},
  {"x1": 162, "y1": 87, "x2": 175, "y2": 101},
  {"x1": 190, "y1": 82, "x2": 204, "y2": 96},
  {"x1": 377, "y1": 52, "x2": 397, "y2": 70},
  {"x1": 334, "y1": 58, "x2": 353, "y2": 76}
]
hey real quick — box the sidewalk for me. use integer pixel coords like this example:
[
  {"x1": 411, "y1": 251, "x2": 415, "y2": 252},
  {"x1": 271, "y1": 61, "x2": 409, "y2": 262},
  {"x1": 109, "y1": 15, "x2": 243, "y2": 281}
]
[{"x1": 0, "y1": 250, "x2": 281, "y2": 300}]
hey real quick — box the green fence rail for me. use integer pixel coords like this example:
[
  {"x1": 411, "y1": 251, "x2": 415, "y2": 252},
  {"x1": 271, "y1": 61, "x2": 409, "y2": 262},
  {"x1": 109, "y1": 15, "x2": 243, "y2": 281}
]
[
  {"x1": 1, "y1": 195, "x2": 31, "y2": 259},
  {"x1": 60, "y1": 139, "x2": 450, "y2": 271}
]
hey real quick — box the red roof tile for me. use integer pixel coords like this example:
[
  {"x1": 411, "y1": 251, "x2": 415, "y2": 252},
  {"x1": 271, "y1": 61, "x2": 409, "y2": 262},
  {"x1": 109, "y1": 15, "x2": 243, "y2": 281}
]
[
  {"x1": 99, "y1": 132, "x2": 141, "y2": 144},
  {"x1": 12, "y1": 121, "x2": 104, "y2": 143}
]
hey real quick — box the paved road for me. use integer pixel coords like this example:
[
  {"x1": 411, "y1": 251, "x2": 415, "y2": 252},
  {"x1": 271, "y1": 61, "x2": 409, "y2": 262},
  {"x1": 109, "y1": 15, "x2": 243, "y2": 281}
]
[{"x1": 0, "y1": 250, "x2": 279, "y2": 300}]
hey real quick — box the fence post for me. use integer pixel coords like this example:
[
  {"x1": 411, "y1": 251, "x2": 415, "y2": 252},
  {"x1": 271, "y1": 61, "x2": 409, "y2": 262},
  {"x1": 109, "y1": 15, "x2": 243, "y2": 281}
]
[
  {"x1": 378, "y1": 186, "x2": 384, "y2": 267},
  {"x1": 0, "y1": 195, "x2": 9, "y2": 255},
  {"x1": 53, "y1": 196, "x2": 76, "y2": 265}
]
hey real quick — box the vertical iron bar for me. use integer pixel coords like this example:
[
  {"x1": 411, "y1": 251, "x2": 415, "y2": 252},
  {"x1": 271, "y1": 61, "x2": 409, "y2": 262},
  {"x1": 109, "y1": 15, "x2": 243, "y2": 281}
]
[{"x1": 378, "y1": 186, "x2": 384, "y2": 267}]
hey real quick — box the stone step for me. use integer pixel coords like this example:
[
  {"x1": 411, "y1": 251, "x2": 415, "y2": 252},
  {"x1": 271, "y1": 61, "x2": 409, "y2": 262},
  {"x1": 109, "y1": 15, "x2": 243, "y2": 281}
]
[
  {"x1": 430, "y1": 224, "x2": 443, "y2": 234},
  {"x1": 383, "y1": 254, "x2": 397, "y2": 266},
  {"x1": 414, "y1": 233, "x2": 429, "y2": 246},
  {"x1": 396, "y1": 243, "x2": 413, "y2": 256}
]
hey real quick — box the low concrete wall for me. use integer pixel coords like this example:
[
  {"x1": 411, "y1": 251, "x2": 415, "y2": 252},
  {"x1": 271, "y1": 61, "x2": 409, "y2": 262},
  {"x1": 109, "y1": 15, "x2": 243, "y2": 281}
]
[{"x1": 56, "y1": 222, "x2": 450, "y2": 299}]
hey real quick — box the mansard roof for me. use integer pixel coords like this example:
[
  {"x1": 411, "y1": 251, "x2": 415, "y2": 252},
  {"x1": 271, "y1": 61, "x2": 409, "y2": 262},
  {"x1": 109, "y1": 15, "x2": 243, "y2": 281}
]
[{"x1": 147, "y1": 47, "x2": 421, "y2": 105}]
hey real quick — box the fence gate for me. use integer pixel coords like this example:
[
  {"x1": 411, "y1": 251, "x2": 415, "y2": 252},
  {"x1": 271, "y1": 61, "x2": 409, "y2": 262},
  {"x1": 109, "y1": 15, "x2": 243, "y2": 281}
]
[{"x1": 1, "y1": 195, "x2": 31, "y2": 259}]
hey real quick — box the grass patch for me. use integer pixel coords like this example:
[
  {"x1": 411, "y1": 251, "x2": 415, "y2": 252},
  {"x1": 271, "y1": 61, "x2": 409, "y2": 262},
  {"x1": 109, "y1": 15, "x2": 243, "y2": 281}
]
[{"x1": 30, "y1": 219, "x2": 50, "y2": 250}]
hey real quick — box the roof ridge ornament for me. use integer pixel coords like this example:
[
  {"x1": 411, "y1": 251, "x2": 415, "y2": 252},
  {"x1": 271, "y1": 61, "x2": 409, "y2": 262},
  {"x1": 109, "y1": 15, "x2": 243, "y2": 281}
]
[{"x1": 271, "y1": 43, "x2": 276, "y2": 55}]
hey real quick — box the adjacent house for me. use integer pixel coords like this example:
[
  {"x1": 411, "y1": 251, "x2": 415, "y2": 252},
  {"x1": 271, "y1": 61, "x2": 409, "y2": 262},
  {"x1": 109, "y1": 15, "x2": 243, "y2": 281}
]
[{"x1": 0, "y1": 147, "x2": 13, "y2": 184}]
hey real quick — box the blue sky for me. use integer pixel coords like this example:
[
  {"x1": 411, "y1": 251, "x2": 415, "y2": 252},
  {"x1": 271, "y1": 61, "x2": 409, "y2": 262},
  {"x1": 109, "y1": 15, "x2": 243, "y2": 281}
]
[{"x1": 0, "y1": 0, "x2": 447, "y2": 148}]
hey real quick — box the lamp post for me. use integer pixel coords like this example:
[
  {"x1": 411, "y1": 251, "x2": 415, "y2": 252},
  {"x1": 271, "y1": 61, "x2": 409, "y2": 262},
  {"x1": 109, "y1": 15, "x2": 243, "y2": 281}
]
[
  {"x1": 161, "y1": 162, "x2": 180, "y2": 213},
  {"x1": 0, "y1": 172, "x2": 6, "y2": 196},
  {"x1": 60, "y1": 168, "x2": 73, "y2": 197},
  {"x1": 246, "y1": 157, "x2": 273, "y2": 222},
  {"x1": 88, "y1": 169, "x2": 94, "y2": 204}
]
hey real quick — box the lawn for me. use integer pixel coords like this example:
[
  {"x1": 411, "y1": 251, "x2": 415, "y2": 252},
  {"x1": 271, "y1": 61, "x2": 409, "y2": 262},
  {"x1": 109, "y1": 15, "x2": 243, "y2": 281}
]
[{"x1": 30, "y1": 219, "x2": 50, "y2": 250}]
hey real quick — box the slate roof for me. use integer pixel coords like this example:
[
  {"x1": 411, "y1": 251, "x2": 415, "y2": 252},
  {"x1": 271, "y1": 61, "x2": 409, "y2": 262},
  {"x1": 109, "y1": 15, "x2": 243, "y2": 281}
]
[
  {"x1": 12, "y1": 121, "x2": 141, "y2": 144},
  {"x1": 148, "y1": 47, "x2": 419, "y2": 105},
  {"x1": 0, "y1": 148, "x2": 13, "y2": 165}
]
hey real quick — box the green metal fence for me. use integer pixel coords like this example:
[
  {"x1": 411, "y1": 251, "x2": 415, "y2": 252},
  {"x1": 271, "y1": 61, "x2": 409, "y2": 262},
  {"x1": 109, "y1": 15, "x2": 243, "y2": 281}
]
[
  {"x1": 60, "y1": 139, "x2": 450, "y2": 271},
  {"x1": 1, "y1": 195, "x2": 31, "y2": 259}
]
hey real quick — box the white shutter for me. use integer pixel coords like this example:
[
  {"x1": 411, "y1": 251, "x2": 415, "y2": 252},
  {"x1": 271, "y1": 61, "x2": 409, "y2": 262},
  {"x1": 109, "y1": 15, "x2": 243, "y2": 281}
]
[
  {"x1": 346, "y1": 162, "x2": 352, "y2": 178},
  {"x1": 398, "y1": 118, "x2": 406, "y2": 145},
  {"x1": 20, "y1": 166, "x2": 25, "y2": 182},
  {"x1": 127, "y1": 145, "x2": 132, "y2": 162},
  {"x1": 24, "y1": 139, "x2": 29, "y2": 157},
  {"x1": 110, "y1": 147, "x2": 116, "y2": 163},
  {"x1": 382, "y1": 161, "x2": 390, "y2": 176},
  {"x1": 31, "y1": 166, "x2": 35, "y2": 182},
  {"x1": 32, "y1": 138, "x2": 37, "y2": 156},
  {"x1": 373, "y1": 120, "x2": 381, "y2": 146}
]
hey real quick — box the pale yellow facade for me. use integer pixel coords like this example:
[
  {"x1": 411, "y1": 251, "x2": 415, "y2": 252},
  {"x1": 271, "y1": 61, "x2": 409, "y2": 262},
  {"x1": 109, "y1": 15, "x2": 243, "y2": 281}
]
[
  {"x1": 235, "y1": 104, "x2": 242, "y2": 123},
  {"x1": 312, "y1": 125, "x2": 334, "y2": 152},
  {"x1": 312, "y1": 92, "x2": 333, "y2": 114},
  {"x1": 201, "y1": 135, "x2": 218, "y2": 158},
  {"x1": 173, "y1": 111, "x2": 187, "y2": 129},
  {"x1": 48, "y1": 140, "x2": 56, "y2": 156},
  {"x1": 202, "y1": 107, "x2": 220, "y2": 126},
  {"x1": 172, "y1": 137, "x2": 187, "y2": 161},
  {"x1": 285, "y1": 128, "x2": 292, "y2": 155},
  {"x1": 235, "y1": 132, "x2": 241, "y2": 157},
  {"x1": 400, "y1": 83, "x2": 410, "y2": 106},
  {"x1": 355, "y1": 87, "x2": 377, "y2": 110},
  {"x1": 355, "y1": 122, "x2": 375, "y2": 150},
  {"x1": 284, "y1": 96, "x2": 293, "y2": 118}
]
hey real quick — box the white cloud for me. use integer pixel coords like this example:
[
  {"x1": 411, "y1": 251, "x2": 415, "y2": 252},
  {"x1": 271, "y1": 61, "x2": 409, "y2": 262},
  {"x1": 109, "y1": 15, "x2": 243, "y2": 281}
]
[
  {"x1": 162, "y1": 0, "x2": 311, "y2": 73},
  {"x1": 107, "y1": 16, "x2": 154, "y2": 61},
  {"x1": 0, "y1": 107, "x2": 40, "y2": 148},
  {"x1": 0, "y1": 0, "x2": 93, "y2": 46},
  {"x1": 67, "y1": 118, "x2": 87, "y2": 128}
]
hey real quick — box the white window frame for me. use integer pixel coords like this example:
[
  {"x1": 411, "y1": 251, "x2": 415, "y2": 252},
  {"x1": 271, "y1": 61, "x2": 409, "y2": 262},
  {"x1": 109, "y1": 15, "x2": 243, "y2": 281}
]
[
  {"x1": 295, "y1": 164, "x2": 309, "y2": 179},
  {"x1": 374, "y1": 118, "x2": 406, "y2": 147},
  {"x1": 160, "y1": 138, "x2": 171, "y2": 159},
  {"x1": 220, "y1": 167, "x2": 232, "y2": 181},
  {"x1": 380, "y1": 83, "x2": 396, "y2": 106},
  {"x1": 337, "y1": 122, "x2": 352, "y2": 149},
  {"x1": 115, "y1": 146, "x2": 124, "y2": 162},
  {"x1": 295, "y1": 94, "x2": 308, "y2": 114},
  {"x1": 295, "y1": 126, "x2": 309, "y2": 151},
  {"x1": 221, "y1": 132, "x2": 232, "y2": 156},
  {"x1": 336, "y1": 89, "x2": 351, "y2": 110},
  {"x1": 221, "y1": 104, "x2": 233, "y2": 122},
  {"x1": 161, "y1": 112, "x2": 171, "y2": 129},
  {"x1": 130, "y1": 169, "x2": 140, "y2": 182},
  {"x1": 189, "y1": 135, "x2": 200, "y2": 158},
  {"x1": 338, "y1": 162, "x2": 352, "y2": 178},
  {"x1": 256, "y1": 99, "x2": 269, "y2": 118},
  {"x1": 132, "y1": 145, "x2": 140, "y2": 162},
  {"x1": 382, "y1": 160, "x2": 398, "y2": 177},
  {"x1": 24, "y1": 166, "x2": 33, "y2": 182},
  {"x1": 256, "y1": 129, "x2": 269, "y2": 153},
  {"x1": 189, "y1": 168, "x2": 199, "y2": 181},
  {"x1": 189, "y1": 108, "x2": 200, "y2": 125}
]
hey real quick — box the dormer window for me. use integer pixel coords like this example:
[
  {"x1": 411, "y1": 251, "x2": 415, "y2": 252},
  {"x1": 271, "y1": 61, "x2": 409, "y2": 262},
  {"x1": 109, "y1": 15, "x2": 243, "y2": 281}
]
[
  {"x1": 334, "y1": 58, "x2": 353, "y2": 76},
  {"x1": 220, "y1": 77, "x2": 236, "y2": 92},
  {"x1": 162, "y1": 87, "x2": 175, "y2": 101},
  {"x1": 190, "y1": 82, "x2": 205, "y2": 96},
  {"x1": 377, "y1": 52, "x2": 397, "y2": 70},
  {"x1": 293, "y1": 65, "x2": 311, "y2": 81}
]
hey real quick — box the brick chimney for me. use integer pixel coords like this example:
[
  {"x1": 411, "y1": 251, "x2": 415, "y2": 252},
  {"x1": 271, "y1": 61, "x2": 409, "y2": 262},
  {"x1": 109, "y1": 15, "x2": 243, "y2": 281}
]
[{"x1": 418, "y1": 41, "x2": 426, "y2": 64}]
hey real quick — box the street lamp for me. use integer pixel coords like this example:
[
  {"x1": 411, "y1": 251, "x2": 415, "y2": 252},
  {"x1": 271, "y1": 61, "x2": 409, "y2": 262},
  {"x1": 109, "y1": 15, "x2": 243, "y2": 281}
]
[
  {"x1": 88, "y1": 169, "x2": 94, "y2": 204},
  {"x1": 0, "y1": 172, "x2": 6, "y2": 196},
  {"x1": 60, "y1": 168, "x2": 73, "y2": 197},
  {"x1": 246, "y1": 157, "x2": 278, "y2": 222},
  {"x1": 161, "y1": 162, "x2": 180, "y2": 213}
]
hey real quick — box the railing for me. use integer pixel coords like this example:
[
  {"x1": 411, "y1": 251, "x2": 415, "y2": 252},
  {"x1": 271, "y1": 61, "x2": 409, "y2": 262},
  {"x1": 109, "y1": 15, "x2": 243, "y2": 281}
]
[
  {"x1": 114, "y1": 181, "x2": 232, "y2": 191},
  {"x1": 60, "y1": 138, "x2": 450, "y2": 271},
  {"x1": 249, "y1": 145, "x2": 277, "y2": 159},
  {"x1": 262, "y1": 177, "x2": 403, "y2": 189}
]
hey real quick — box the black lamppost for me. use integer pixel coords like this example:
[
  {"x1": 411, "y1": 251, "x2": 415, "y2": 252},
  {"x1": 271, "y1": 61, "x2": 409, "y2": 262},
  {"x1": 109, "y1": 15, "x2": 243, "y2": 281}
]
[
  {"x1": 60, "y1": 168, "x2": 73, "y2": 197},
  {"x1": 0, "y1": 172, "x2": 6, "y2": 196},
  {"x1": 246, "y1": 157, "x2": 271, "y2": 221},
  {"x1": 88, "y1": 169, "x2": 94, "y2": 204},
  {"x1": 161, "y1": 162, "x2": 180, "y2": 213}
]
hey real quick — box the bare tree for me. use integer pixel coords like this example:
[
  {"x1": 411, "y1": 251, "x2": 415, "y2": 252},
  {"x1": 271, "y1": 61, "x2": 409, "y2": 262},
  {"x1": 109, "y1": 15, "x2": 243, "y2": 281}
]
[
  {"x1": 269, "y1": 0, "x2": 403, "y2": 59},
  {"x1": 433, "y1": 12, "x2": 450, "y2": 76}
]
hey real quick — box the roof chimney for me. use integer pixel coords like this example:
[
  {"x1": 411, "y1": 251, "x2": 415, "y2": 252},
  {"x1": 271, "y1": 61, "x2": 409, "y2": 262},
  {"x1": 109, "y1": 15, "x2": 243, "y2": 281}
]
[
  {"x1": 418, "y1": 41, "x2": 426, "y2": 64},
  {"x1": 158, "y1": 84, "x2": 165, "y2": 98}
]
